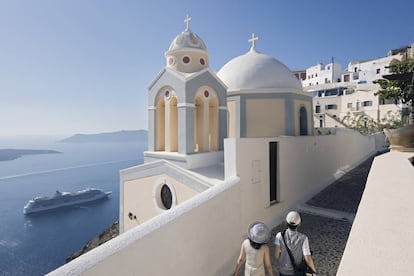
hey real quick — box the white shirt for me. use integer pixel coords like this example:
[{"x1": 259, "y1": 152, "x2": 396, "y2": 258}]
[{"x1": 274, "y1": 231, "x2": 311, "y2": 256}]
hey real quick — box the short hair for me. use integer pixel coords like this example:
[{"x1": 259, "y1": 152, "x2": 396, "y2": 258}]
[{"x1": 287, "y1": 223, "x2": 298, "y2": 231}]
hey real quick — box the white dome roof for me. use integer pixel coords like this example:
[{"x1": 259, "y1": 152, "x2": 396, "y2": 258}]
[
  {"x1": 168, "y1": 29, "x2": 207, "y2": 52},
  {"x1": 217, "y1": 49, "x2": 301, "y2": 91}
]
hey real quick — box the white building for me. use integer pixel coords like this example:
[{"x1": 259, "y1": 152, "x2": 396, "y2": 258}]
[
  {"x1": 302, "y1": 52, "x2": 406, "y2": 129},
  {"x1": 302, "y1": 61, "x2": 342, "y2": 87},
  {"x1": 48, "y1": 17, "x2": 387, "y2": 276}
]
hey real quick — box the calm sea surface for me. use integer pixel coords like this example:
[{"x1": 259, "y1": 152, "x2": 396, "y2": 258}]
[{"x1": 0, "y1": 136, "x2": 145, "y2": 275}]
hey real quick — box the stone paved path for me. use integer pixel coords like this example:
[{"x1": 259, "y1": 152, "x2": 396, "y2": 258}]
[{"x1": 267, "y1": 155, "x2": 376, "y2": 276}]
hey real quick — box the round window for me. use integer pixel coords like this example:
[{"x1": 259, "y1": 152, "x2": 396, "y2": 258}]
[
  {"x1": 168, "y1": 57, "x2": 175, "y2": 66},
  {"x1": 182, "y1": 56, "x2": 190, "y2": 64},
  {"x1": 160, "y1": 184, "x2": 172, "y2": 209},
  {"x1": 200, "y1": 58, "x2": 205, "y2": 65},
  {"x1": 204, "y1": 90, "x2": 209, "y2": 98},
  {"x1": 165, "y1": 90, "x2": 170, "y2": 98},
  {"x1": 152, "y1": 179, "x2": 176, "y2": 212}
]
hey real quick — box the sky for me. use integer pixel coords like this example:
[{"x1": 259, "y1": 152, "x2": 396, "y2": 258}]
[{"x1": 0, "y1": 0, "x2": 413, "y2": 137}]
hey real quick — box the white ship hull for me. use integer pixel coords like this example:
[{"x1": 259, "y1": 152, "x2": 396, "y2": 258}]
[{"x1": 23, "y1": 188, "x2": 111, "y2": 215}]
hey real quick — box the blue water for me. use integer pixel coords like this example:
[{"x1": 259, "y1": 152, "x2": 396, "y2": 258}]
[{"x1": 0, "y1": 136, "x2": 146, "y2": 275}]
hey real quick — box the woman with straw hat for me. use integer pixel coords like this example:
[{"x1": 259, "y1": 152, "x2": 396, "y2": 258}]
[{"x1": 234, "y1": 221, "x2": 274, "y2": 276}]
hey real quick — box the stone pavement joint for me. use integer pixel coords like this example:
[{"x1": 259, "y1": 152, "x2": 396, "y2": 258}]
[{"x1": 298, "y1": 203, "x2": 355, "y2": 223}]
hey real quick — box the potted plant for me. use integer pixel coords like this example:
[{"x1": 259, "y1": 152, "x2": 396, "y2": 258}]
[{"x1": 373, "y1": 58, "x2": 414, "y2": 151}]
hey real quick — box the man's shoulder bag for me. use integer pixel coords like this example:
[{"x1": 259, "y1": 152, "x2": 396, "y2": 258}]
[{"x1": 281, "y1": 230, "x2": 315, "y2": 276}]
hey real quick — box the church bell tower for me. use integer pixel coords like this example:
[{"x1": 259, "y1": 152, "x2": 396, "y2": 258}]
[{"x1": 145, "y1": 15, "x2": 228, "y2": 168}]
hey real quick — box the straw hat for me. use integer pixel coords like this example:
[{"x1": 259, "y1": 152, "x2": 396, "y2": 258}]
[{"x1": 247, "y1": 222, "x2": 270, "y2": 244}]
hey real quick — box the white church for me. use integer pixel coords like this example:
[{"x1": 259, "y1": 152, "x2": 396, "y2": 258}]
[{"x1": 49, "y1": 17, "x2": 385, "y2": 275}]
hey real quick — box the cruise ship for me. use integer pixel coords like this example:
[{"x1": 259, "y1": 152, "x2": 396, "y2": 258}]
[{"x1": 23, "y1": 188, "x2": 112, "y2": 214}]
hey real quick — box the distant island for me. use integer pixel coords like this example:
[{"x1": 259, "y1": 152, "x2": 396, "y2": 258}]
[
  {"x1": 0, "y1": 149, "x2": 61, "y2": 162},
  {"x1": 60, "y1": 130, "x2": 148, "y2": 143}
]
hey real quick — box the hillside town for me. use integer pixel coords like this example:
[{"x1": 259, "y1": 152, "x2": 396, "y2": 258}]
[{"x1": 294, "y1": 43, "x2": 413, "y2": 132}]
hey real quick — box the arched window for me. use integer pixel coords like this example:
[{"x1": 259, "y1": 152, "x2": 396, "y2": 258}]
[
  {"x1": 155, "y1": 88, "x2": 178, "y2": 152},
  {"x1": 194, "y1": 96, "x2": 204, "y2": 152},
  {"x1": 299, "y1": 106, "x2": 308, "y2": 136},
  {"x1": 209, "y1": 97, "x2": 219, "y2": 151},
  {"x1": 194, "y1": 88, "x2": 219, "y2": 152},
  {"x1": 155, "y1": 97, "x2": 165, "y2": 151},
  {"x1": 166, "y1": 96, "x2": 178, "y2": 152}
]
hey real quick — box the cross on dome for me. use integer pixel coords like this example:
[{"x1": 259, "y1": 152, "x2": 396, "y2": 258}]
[
  {"x1": 248, "y1": 33, "x2": 259, "y2": 51},
  {"x1": 184, "y1": 14, "x2": 191, "y2": 31}
]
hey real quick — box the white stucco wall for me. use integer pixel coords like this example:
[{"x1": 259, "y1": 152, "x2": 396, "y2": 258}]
[
  {"x1": 49, "y1": 130, "x2": 379, "y2": 276},
  {"x1": 337, "y1": 152, "x2": 414, "y2": 275},
  {"x1": 302, "y1": 63, "x2": 342, "y2": 87},
  {"x1": 231, "y1": 129, "x2": 376, "y2": 229},
  {"x1": 346, "y1": 54, "x2": 402, "y2": 84},
  {"x1": 48, "y1": 177, "x2": 242, "y2": 276},
  {"x1": 122, "y1": 174, "x2": 200, "y2": 231}
]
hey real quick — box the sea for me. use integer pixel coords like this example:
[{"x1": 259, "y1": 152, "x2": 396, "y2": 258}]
[{"x1": 0, "y1": 136, "x2": 146, "y2": 276}]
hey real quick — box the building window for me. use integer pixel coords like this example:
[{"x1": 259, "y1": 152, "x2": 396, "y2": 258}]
[
  {"x1": 344, "y1": 74, "x2": 350, "y2": 82},
  {"x1": 160, "y1": 184, "x2": 172, "y2": 209},
  {"x1": 376, "y1": 68, "x2": 380, "y2": 74},
  {"x1": 301, "y1": 73, "x2": 306, "y2": 80},
  {"x1": 347, "y1": 103, "x2": 352, "y2": 109},
  {"x1": 182, "y1": 56, "x2": 190, "y2": 64},
  {"x1": 362, "y1": 101, "x2": 373, "y2": 107},
  {"x1": 153, "y1": 180, "x2": 176, "y2": 211},
  {"x1": 315, "y1": 105, "x2": 320, "y2": 113},
  {"x1": 200, "y1": 58, "x2": 205, "y2": 65},
  {"x1": 325, "y1": 104, "x2": 337, "y2": 110},
  {"x1": 168, "y1": 57, "x2": 175, "y2": 66},
  {"x1": 352, "y1": 72, "x2": 359, "y2": 80}
]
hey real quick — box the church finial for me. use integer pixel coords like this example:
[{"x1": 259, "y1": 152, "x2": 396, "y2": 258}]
[
  {"x1": 248, "y1": 33, "x2": 259, "y2": 51},
  {"x1": 184, "y1": 14, "x2": 191, "y2": 31}
]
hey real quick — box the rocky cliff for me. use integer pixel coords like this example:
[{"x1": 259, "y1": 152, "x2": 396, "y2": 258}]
[{"x1": 66, "y1": 221, "x2": 119, "y2": 263}]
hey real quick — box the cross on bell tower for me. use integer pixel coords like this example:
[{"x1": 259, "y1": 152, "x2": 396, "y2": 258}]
[
  {"x1": 248, "y1": 33, "x2": 259, "y2": 51},
  {"x1": 184, "y1": 14, "x2": 191, "y2": 31}
]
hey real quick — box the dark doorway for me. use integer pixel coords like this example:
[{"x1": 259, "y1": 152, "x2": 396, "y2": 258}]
[
  {"x1": 269, "y1": 142, "x2": 278, "y2": 203},
  {"x1": 299, "y1": 107, "x2": 308, "y2": 135}
]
